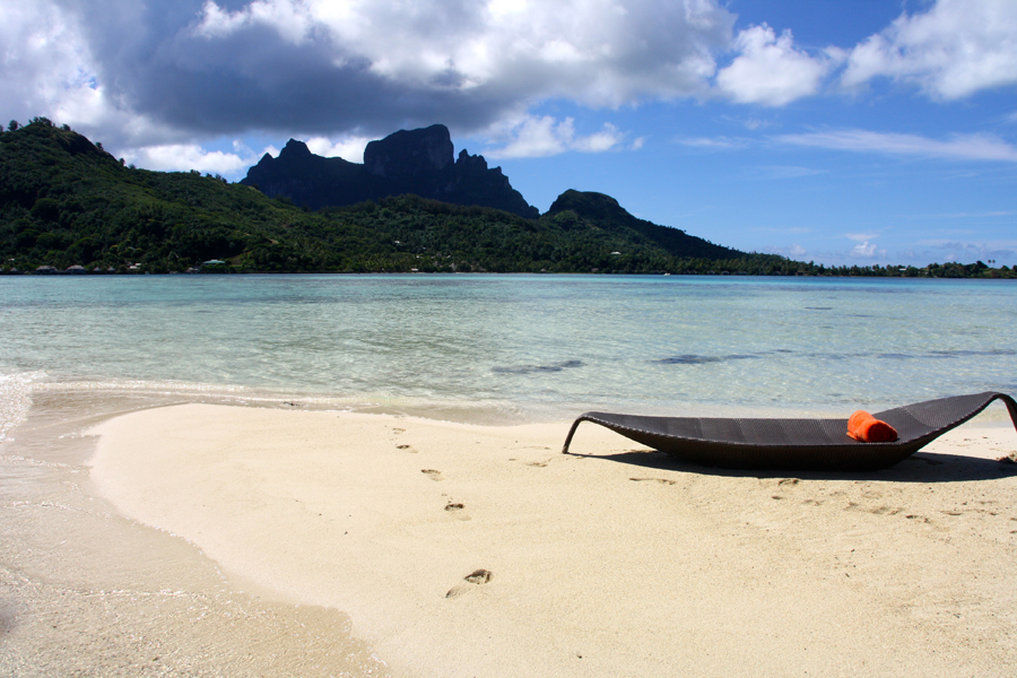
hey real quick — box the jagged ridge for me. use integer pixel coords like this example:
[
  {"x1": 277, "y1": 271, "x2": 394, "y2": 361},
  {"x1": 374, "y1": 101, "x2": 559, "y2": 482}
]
[{"x1": 242, "y1": 124, "x2": 538, "y2": 218}]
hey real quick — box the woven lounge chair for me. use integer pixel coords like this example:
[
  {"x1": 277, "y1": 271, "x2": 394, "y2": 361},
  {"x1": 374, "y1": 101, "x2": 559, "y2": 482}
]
[{"x1": 562, "y1": 391, "x2": 1017, "y2": 471}]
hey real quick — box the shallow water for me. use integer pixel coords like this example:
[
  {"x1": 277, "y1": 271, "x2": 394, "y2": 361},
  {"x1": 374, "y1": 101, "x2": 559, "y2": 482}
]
[
  {"x1": 0, "y1": 388, "x2": 389, "y2": 676},
  {"x1": 1, "y1": 274, "x2": 1015, "y2": 425}
]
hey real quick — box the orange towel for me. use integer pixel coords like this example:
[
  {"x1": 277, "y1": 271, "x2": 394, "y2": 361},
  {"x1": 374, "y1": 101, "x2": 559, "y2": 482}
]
[{"x1": 847, "y1": 410, "x2": 898, "y2": 442}]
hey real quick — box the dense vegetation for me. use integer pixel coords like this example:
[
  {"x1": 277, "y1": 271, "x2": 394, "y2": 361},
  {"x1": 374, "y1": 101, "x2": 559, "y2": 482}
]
[{"x1": 1, "y1": 118, "x2": 1013, "y2": 278}]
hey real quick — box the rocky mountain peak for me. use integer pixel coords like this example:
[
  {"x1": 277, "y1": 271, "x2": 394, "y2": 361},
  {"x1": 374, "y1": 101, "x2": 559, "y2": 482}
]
[
  {"x1": 364, "y1": 124, "x2": 453, "y2": 179},
  {"x1": 241, "y1": 124, "x2": 538, "y2": 218},
  {"x1": 279, "y1": 138, "x2": 312, "y2": 158}
]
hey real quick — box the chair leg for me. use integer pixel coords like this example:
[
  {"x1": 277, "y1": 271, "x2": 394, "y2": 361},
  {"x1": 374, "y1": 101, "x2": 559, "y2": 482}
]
[{"x1": 561, "y1": 416, "x2": 588, "y2": 455}]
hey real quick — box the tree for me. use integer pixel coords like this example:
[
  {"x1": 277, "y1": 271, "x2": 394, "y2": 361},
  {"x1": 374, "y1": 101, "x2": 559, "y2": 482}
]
[{"x1": 8, "y1": 120, "x2": 18, "y2": 132}]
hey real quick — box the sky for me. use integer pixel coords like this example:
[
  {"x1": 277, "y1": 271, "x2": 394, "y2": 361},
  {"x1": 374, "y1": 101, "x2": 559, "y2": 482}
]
[{"x1": 2, "y1": 0, "x2": 1016, "y2": 266}]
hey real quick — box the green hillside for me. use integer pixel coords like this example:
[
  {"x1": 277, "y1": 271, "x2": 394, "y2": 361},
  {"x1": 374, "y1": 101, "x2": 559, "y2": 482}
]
[{"x1": 0, "y1": 118, "x2": 1011, "y2": 278}]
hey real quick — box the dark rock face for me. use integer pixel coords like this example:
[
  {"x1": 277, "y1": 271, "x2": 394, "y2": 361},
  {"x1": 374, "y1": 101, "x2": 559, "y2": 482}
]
[
  {"x1": 364, "y1": 124, "x2": 453, "y2": 179},
  {"x1": 242, "y1": 125, "x2": 538, "y2": 218}
]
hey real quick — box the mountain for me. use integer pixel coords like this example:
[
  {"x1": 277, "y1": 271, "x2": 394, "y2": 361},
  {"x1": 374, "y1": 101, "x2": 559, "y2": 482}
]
[
  {"x1": 4, "y1": 118, "x2": 1006, "y2": 277},
  {"x1": 547, "y1": 189, "x2": 740, "y2": 260},
  {"x1": 241, "y1": 124, "x2": 539, "y2": 218}
]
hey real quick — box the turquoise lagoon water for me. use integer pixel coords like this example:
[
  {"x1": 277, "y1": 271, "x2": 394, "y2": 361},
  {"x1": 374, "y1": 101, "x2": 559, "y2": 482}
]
[{"x1": 1, "y1": 274, "x2": 1016, "y2": 428}]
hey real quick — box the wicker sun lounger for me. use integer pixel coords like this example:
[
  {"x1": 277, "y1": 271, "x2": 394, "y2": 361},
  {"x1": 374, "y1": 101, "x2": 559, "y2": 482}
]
[{"x1": 562, "y1": 391, "x2": 1017, "y2": 471}]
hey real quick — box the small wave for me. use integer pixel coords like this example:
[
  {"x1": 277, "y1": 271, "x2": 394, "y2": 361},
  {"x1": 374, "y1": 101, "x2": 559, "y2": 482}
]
[{"x1": 0, "y1": 371, "x2": 46, "y2": 445}]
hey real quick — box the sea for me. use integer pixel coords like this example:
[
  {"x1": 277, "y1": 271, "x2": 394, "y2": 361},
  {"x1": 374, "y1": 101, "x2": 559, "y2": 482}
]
[
  {"x1": 2, "y1": 273, "x2": 1016, "y2": 430},
  {"x1": 2, "y1": 272, "x2": 1016, "y2": 673}
]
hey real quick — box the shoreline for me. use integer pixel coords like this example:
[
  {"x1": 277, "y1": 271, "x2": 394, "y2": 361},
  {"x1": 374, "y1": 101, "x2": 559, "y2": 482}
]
[
  {"x1": 0, "y1": 391, "x2": 390, "y2": 676},
  {"x1": 86, "y1": 401, "x2": 1017, "y2": 676},
  {"x1": 5, "y1": 270, "x2": 1017, "y2": 279}
]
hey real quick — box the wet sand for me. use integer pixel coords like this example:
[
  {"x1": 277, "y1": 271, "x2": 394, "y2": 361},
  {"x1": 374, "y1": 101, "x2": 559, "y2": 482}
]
[
  {"x1": 79, "y1": 402, "x2": 1017, "y2": 676},
  {"x1": 0, "y1": 393, "x2": 387, "y2": 677}
]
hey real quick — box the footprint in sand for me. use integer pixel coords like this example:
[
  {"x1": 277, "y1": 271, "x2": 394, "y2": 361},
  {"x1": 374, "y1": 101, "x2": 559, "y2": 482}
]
[
  {"x1": 445, "y1": 569, "x2": 492, "y2": 598},
  {"x1": 421, "y1": 469, "x2": 443, "y2": 481},
  {"x1": 396, "y1": 443, "x2": 417, "y2": 453},
  {"x1": 444, "y1": 501, "x2": 471, "y2": 520}
]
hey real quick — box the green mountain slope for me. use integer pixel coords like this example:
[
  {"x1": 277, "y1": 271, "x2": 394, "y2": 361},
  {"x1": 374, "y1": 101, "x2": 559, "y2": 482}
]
[
  {"x1": 1, "y1": 119, "x2": 1010, "y2": 277},
  {"x1": 0, "y1": 119, "x2": 762, "y2": 273}
]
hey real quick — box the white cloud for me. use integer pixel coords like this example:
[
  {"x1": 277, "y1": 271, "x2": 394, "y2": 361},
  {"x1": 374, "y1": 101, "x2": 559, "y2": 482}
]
[
  {"x1": 0, "y1": 0, "x2": 743, "y2": 159},
  {"x1": 188, "y1": 0, "x2": 735, "y2": 109},
  {"x1": 777, "y1": 129, "x2": 1017, "y2": 162},
  {"x1": 674, "y1": 136, "x2": 751, "y2": 150},
  {"x1": 716, "y1": 24, "x2": 835, "y2": 106},
  {"x1": 121, "y1": 143, "x2": 255, "y2": 175},
  {"x1": 484, "y1": 115, "x2": 630, "y2": 159},
  {"x1": 843, "y1": 232, "x2": 884, "y2": 259},
  {"x1": 305, "y1": 135, "x2": 372, "y2": 163},
  {"x1": 8, "y1": 0, "x2": 1017, "y2": 175},
  {"x1": 0, "y1": 2, "x2": 104, "y2": 127},
  {"x1": 850, "y1": 240, "x2": 879, "y2": 258},
  {"x1": 841, "y1": 0, "x2": 1017, "y2": 99}
]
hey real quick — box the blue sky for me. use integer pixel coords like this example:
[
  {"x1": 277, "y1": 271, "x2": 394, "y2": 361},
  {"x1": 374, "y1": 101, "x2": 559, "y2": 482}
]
[{"x1": 2, "y1": 0, "x2": 1016, "y2": 265}]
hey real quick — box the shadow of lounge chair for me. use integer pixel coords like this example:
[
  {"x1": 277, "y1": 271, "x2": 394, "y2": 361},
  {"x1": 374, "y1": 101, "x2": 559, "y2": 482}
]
[{"x1": 562, "y1": 391, "x2": 1017, "y2": 471}]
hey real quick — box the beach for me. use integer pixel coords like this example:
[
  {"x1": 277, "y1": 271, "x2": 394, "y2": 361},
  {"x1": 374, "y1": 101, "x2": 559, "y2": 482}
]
[
  {"x1": 59, "y1": 401, "x2": 1016, "y2": 675},
  {"x1": 2, "y1": 274, "x2": 1016, "y2": 674}
]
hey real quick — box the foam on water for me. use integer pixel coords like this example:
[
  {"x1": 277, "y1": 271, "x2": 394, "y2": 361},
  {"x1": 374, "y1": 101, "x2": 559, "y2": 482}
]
[{"x1": 0, "y1": 370, "x2": 44, "y2": 445}]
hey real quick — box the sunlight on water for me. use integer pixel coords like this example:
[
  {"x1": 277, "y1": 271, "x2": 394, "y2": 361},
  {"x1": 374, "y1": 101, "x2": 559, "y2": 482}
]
[{"x1": 1, "y1": 274, "x2": 1015, "y2": 420}]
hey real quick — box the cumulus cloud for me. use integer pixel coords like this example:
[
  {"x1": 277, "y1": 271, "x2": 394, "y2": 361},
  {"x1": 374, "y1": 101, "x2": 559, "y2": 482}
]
[
  {"x1": 305, "y1": 135, "x2": 373, "y2": 163},
  {"x1": 716, "y1": 24, "x2": 835, "y2": 106},
  {"x1": 121, "y1": 143, "x2": 257, "y2": 175},
  {"x1": 843, "y1": 232, "x2": 884, "y2": 259},
  {"x1": 0, "y1": 2, "x2": 103, "y2": 126},
  {"x1": 6, "y1": 0, "x2": 733, "y2": 140},
  {"x1": 6, "y1": 0, "x2": 1017, "y2": 177},
  {"x1": 841, "y1": 0, "x2": 1017, "y2": 99},
  {"x1": 850, "y1": 241, "x2": 879, "y2": 258},
  {"x1": 484, "y1": 115, "x2": 632, "y2": 159},
  {"x1": 777, "y1": 129, "x2": 1017, "y2": 162}
]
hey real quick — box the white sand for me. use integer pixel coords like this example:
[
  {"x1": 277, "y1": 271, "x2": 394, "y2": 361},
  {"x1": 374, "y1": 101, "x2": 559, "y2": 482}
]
[{"x1": 89, "y1": 404, "x2": 1017, "y2": 676}]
